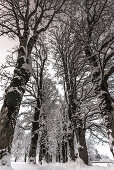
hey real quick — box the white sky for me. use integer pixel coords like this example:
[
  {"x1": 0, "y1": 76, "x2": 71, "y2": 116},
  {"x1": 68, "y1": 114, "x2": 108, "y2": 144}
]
[{"x1": 0, "y1": 36, "x2": 18, "y2": 64}]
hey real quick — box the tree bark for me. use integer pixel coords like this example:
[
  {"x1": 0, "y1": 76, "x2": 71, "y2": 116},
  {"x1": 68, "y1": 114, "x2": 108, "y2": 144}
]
[
  {"x1": 62, "y1": 47, "x2": 89, "y2": 163},
  {"x1": 28, "y1": 99, "x2": 41, "y2": 163},
  {"x1": 84, "y1": 1, "x2": 114, "y2": 155},
  {"x1": 0, "y1": 43, "x2": 32, "y2": 163},
  {"x1": 39, "y1": 143, "x2": 46, "y2": 164},
  {"x1": 28, "y1": 56, "x2": 45, "y2": 163},
  {"x1": 92, "y1": 68, "x2": 114, "y2": 156},
  {"x1": 68, "y1": 129, "x2": 75, "y2": 161},
  {"x1": 39, "y1": 127, "x2": 47, "y2": 164},
  {"x1": 15, "y1": 157, "x2": 17, "y2": 162},
  {"x1": 75, "y1": 129, "x2": 88, "y2": 164},
  {"x1": 62, "y1": 138, "x2": 68, "y2": 163},
  {"x1": 56, "y1": 143, "x2": 61, "y2": 163},
  {"x1": 85, "y1": 44, "x2": 114, "y2": 156},
  {"x1": 45, "y1": 149, "x2": 52, "y2": 163},
  {"x1": 24, "y1": 153, "x2": 27, "y2": 162}
]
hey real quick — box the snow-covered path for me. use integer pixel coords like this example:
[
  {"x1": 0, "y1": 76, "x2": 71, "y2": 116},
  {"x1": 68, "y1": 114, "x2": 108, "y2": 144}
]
[
  {"x1": 11, "y1": 162, "x2": 66, "y2": 170},
  {"x1": 12, "y1": 162, "x2": 44, "y2": 170},
  {"x1": 11, "y1": 162, "x2": 114, "y2": 170},
  {"x1": 0, "y1": 160, "x2": 114, "y2": 170}
]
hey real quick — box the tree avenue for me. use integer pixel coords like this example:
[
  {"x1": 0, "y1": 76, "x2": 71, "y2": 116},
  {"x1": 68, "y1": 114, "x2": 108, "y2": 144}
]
[
  {"x1": 0, "y1": 0, "x2": 66, "y2": 165},
  {"x1": 0, "y1": 0, "x2": 114, "y2": 167}
]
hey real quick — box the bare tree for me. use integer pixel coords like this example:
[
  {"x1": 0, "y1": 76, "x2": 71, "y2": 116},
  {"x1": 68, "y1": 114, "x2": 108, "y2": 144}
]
[
  {"x1": 59, "y1": 0, "x2": 114, "y2": 157},
  {"x1": 0, "y1": 0, "x2": 66, "y2": 164},
  {"x1": 51, "y1": 22, "x2": 92, "y2": 164},
  {"x1": 38, "y1": 77, "x2": 59, "y2": 164},
  {"x1": 0, "y1": 41, "x2": 59, "y2": 164},
  {"x1": 80, "y1": 0, "x2": 114, "y2": 156},
  {"x1": 28, "y1": 38, "x2": 48, "y2": 163},
  {"x1": 0, "y1": 38, "x2": 109, "y2": 164}
]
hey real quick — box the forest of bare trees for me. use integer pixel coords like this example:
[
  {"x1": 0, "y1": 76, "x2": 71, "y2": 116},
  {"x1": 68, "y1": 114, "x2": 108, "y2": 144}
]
[{"x1": 0, "y1": 0, "x2": 114, "y2": 167}]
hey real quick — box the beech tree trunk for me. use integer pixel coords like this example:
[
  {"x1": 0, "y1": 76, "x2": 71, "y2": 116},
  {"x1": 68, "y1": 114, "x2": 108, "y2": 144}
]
[
  {"x1": 62, "y1": 139, "x2": 68, "y2": 163},
  {"x1": 68, "y1": 129, "x2": 75, "y2": 161},
  {"x1": 92, "y1": 67, "x2": 114, "y2": 156},
  {"x1": 28, "y1": 99, "x2": 41, "y2": 163},
  {"x1": 15, "y1": 157, "x2": 17, "y2": 162},
  {"x1": 73, "y1": 113, "x2": 88, "y2": 164},
  {"x1": 75, "y1": 129, "x2": 88, "y2": 164},
  {"x1": 39, "y1": 127, "x2": 47, "y2": 164},
  {"x1": 28, "y1": 54, "x2": 45, "y2": 163},
  {"x1": 39, "y1": 143, "x2": 46, "y2": 164},
  {"x1": 67, "y1": 103, "x2": 76, "y2": 161},
  {"x1": 0, "y1": 42, "x2": 32, "y2": 163},
  {"x1": 84, "y1": 0, "x2": 114, "y2": 155},
  {"x1": 24, "y1": 153, "x2": 27, "y2": 162},
  {"x1": 56, "y1": 143, "x2": 61, "y2": 163},
  {"x1": 85, "y1": 44, "x2": 114, "y2": 156},
  {"x1": 45, "y1": 149, "x2": 52, "y2": 163},
  {"x1": 62, "y1": 52, "x2": 89, "y2": 163}
]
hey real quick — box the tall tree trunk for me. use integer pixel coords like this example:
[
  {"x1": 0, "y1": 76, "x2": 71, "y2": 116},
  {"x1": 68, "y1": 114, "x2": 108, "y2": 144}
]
[
  {"x1": 62, "y1": 138, "x2": 68, "y2": 163},
  {"x1": 84, "y1": 2, "x2": 114, "y2": 154},
  {"x1": 65, "y1": 141, "x2": 68, "y2": 162},
  {"x1": 39, "y1": 128, "x2": 47, "y2": 164},
  {"x1": 68, "y1": 135, "x2": 75, "y2": 161},
  {"x1": 15, "y1": 157, "x2": 17, "y2": 162},
  {"x1": 29, "y1": 43, "x2": 46, "y2": 163},
  {"x1": 92, "y1": 67, "x2": 114, "y2": 156},
  {"x1": 62, "y1": 142, "x2": 66, "y2": 163},
  {"x1": 28, "y1": 99, "x2": 41, "y2": 163},
  {"x1": 0, "y1": 43, "x2": 32, "y2": 164},
  {"x1": 56, "y1": 143, "x2": 61, "y2": 163},
  {"x1": 39, "y1": 143, "x2": 46, "y2": 164},
  {"x1": 45, "y1": 149, "x2": 52, "y2": 163},
  {"x1": 85, "y1": 44, "x2": 114, "y2": 156},
  {"x1": 62, "y1": 58, "x2": 76, "y2": 161},
  {"x1": 68, "y1": 123, "x2": 75, "y2": 161},
  {"x1": 67, "y1": 103, "x2": 76, "y2": 161},
  {"x1": 75, "y1": 128, "x2": 88, "y2": 164},
  {"x1": 24, "y1": 153, "x2": 27, "y2": 162}
]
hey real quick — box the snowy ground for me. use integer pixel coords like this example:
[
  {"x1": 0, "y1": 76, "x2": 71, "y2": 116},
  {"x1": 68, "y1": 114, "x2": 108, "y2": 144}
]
[{"x1": 0, "y1": 159, "x2": 114, "y2": 170}]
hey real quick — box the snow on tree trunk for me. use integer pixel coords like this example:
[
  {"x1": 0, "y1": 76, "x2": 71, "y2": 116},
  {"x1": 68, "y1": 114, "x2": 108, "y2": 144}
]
[
  {"x1": 56, "y1": 143, "x2": 61, "y2": 163},
  {"x1": 39, "y1": 142, "x2": 46, "y2": 164},
  {"x1": 75, "y1": 129, "x2": 88, "y2": 165},
  {"x1": 28, "y1": 103, "x2": 41, "y2": 164},
  {"x1": 67, "y1": 126, "x2": 75, "y2": 161},
  {"x1": 84, "y1": 0, "x2": 114, "y2": 155},
  {"x1": 92, "y1": 66, "x2": 114, "y2": 156},
  {"x1": 67, "y1": 100, "x2": 76, "y2": 161},
  {"x1": 68, "y1": 99, "x2": 89, "y2": 163},
  {"x1": 0, "y1": 44, "x2": 32, "y2": 165},
  {"x1": 0, "y1": 152, "x2": 11, "y2": 166},
  {"x1": 62, "y1": 139, "x2": 68, "y2": 163},
  {"x1": 85, "y1": 42, "x2": 114, "y2": 156}
]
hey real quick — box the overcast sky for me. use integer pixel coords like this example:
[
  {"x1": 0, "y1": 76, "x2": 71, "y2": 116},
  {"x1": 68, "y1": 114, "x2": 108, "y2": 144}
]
[{"x1": 0, "y1": 36, "x2": 18, "y2": 64}]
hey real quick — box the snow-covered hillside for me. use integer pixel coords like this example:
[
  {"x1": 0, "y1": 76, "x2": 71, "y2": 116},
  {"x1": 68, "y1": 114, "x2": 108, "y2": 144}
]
[{"x1": 0, "y1": 159, "x2": 114, "y2": 170}]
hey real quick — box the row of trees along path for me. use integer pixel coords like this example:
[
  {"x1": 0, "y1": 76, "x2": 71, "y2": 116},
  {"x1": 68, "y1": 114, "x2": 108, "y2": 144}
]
[
  {"x1": 0, "y1": 0, "x2": 67, "y2": 164},
  {"x1": 0, "y1": 0, "x2": 114, "y2": 166}
]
